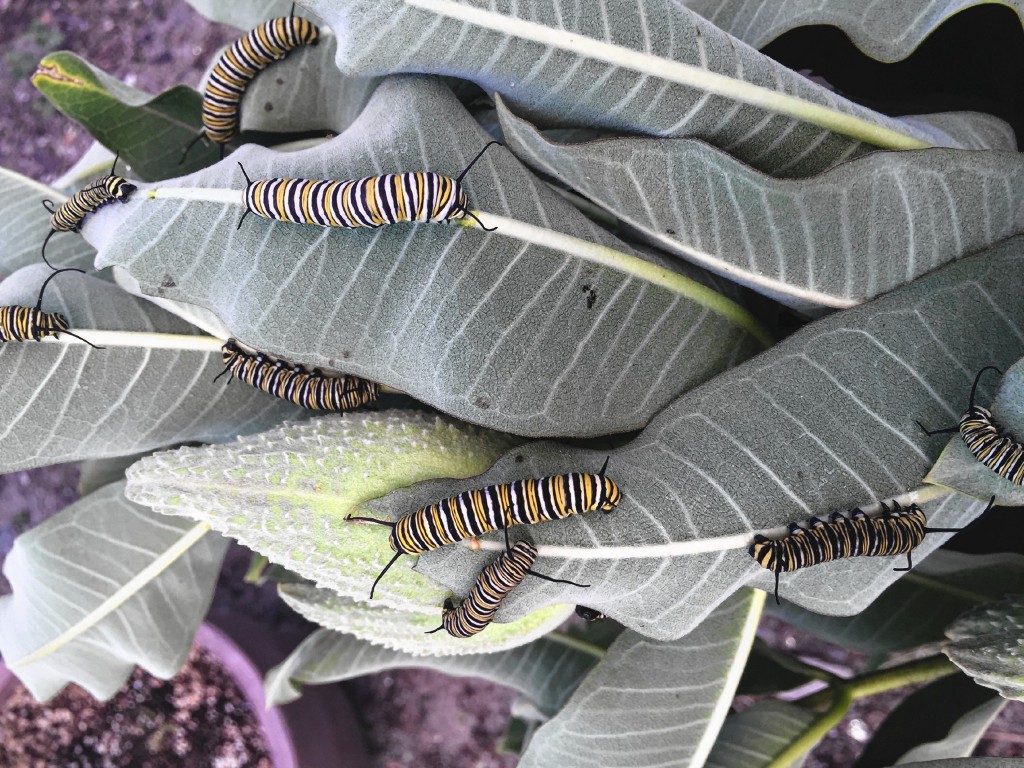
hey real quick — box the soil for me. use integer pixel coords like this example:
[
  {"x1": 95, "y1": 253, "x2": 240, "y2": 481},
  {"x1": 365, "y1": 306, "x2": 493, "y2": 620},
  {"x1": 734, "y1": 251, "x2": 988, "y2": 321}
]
[{"x1": 0, "y1": 644, "x2": 271, "y2": 767}]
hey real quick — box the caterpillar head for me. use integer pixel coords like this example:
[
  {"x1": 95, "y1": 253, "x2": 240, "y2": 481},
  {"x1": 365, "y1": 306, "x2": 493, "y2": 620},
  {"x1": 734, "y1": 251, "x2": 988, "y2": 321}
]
[
  {"x1": 296, "y1": 18, "x2": 320, "y2": 46},
  {"x1": 35, "y1": 310, "x2": 70, "y2": 339},
  {"x1": 595, "y1": 474, "x2": 621, "y2": 513}
]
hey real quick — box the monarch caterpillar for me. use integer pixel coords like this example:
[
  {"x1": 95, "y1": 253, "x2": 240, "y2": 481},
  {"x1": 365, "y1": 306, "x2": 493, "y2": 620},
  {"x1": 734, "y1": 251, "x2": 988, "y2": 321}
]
[
  {"x1": 235, "y1": 141, "x2": 501, "y2": 232},
  {"x1": 918, "y1": 366, "x2": 1024, "y2": 484},
  {"x1": 348, "y1": 458, "x2": 621, "y2": 598},
  {"x1": 0, "y1": 268, "x2": 103, "y2": 349},
  {"x1": 426, "y1": 541, "x2": 588, "y2": 639},
  {"x1": 40, "y1": 153, "x2": 136, "y2": 270},
  {"x1": 749, "y1": 500, "x2": 979, "y2": 604},
  {"x1": 575, "y1": 605, "x2": 606, "y2": 622},
  {"x1": 214, "y1": 338, "x2": 378, "y2": 412},
  {"x1": 181, "y1": 10, "x2": 319, "y2": 162}
]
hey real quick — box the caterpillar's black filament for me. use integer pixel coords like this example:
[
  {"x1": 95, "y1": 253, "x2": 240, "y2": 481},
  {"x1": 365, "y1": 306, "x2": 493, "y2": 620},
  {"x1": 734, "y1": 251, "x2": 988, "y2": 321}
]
[
  {"x1": 235, "y1": 141, "x2": 500, "y2": 232},
  {"x1": 41, "y1": 153, "x2": 135, "y2": 269},
  {"x1": 348, "y1": 457, "x2": 620, "y2": 598}
]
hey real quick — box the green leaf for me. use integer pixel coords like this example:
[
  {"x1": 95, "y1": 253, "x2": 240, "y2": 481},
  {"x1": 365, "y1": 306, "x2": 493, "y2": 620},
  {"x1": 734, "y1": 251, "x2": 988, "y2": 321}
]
[
  {"x1": 33, "y1": 52, "x2": 219, "y2": 181},
  {"x1": 264, "y1": 626, "x2": 601, "y2": 711},
  {"x1": 277, "y1": 582, "x2": 573, "y2": 656},
  {"x1": 736, "y1": 639, "x2": 821, "y2": 696},
  {"x1": 518, "y1": 589, "x2": 762, "y2": 768},
  {"x1": 945, "y1": 595, "x2": 1024, "y2": 700},
  {"x1": 0, "y1": 265, "x2": 303, "y2": 472},
  {"x1": 78, "y1": 453, "x2": 154, "y2": 497},
  {"x1": 925, "y1": 357, "x2": 1024, "y2": 504},
  {"x1": 306, "y1": 0, "x2": 997, "y2": 177},
  {"x1": 772, "y1": 551, "x2": 1024, "y2": 654},
  {"x1": 124, "y1": 410, "x2": 522, "y2": 611},
  {"x1": 679, "y1": 0, "x2": 1024, "y2": 63},
  {"x1": 0, "y1": 167, "x2": 96, "y2": 274},
  {"x1": 0, "y1": 481, "x2": 227, "y2": 701},
  {"x1": 183, "y1": 0, "x2": 305, "y2": 29},
  {"x1": 499, "y1": 98, "x2": 1024, "y2": 310},
  {"x1": 369, "y1": 238, "x2": 1024, "y2": 640},
  {"x1": 87, "y1": 75, "x2": 766, "y2": 438},
  {"x1": 854, "y1": 673, "x2": 1003, "y2": 767},
  {"x1": 705, "y1": 701, "x2": 815, "y2": 768}
]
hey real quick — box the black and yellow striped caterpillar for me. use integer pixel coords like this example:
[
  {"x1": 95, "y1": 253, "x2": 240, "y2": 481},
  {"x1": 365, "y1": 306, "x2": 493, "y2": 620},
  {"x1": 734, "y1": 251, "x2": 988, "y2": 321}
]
[
  {"x1": 0, "y1": 268, "x2": 102, "y2": 348},
  {"x1": 426, "y1": 541, "x2": 587, "y2": 639},
  {"x1": 918, "y1": 366, "x2": 1024, "y2": 484},
  {"x1": 349, "y1": 458, "x2": 621, "y2": 598},
  {"x1": 214, "y1": 338, "x2": 378, "y2": 412},
  {"x1": 749, "y1": 501, "x2": 973, "y2": 604},
  {"x1": 181, "y1": 11, "x2": 319, "y2": 162},
  {"x1": 235, "y1": 141, "x2": 500, "y2": 232},
  {"x1": 40, "y1": 153, "x2": 136, "y2": 269}
]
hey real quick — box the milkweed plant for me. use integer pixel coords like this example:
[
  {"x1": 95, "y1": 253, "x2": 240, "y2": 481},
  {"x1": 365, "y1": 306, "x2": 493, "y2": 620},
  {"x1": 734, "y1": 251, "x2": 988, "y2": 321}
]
[{"x1": 1, "y1": 1, "x2": 1023, "y2": 766}]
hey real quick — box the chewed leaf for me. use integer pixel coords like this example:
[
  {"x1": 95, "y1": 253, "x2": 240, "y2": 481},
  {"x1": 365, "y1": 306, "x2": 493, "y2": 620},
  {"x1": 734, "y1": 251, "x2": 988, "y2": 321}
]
[
  {"x1": 278, "y1": 582, "x2": 573, "y2": 656},
  {"x1": 264, "y1": 626, "x2": 600, "y2": 711},
  {"x1": 500, "y1": 99, "x2": 1024, "y2": 310},
  {"x1": 924, "y1": 357, "x2": 1024, "y2": 504},
  {"x1": 124, "y1": 410, "x2": 522, "y2": 610},
  {"x1": 0, "y1": 482, "x2": 227, "y2": 701},
  {"x1": 86, "y1": 76, "x2": 765, "y2": 438}
]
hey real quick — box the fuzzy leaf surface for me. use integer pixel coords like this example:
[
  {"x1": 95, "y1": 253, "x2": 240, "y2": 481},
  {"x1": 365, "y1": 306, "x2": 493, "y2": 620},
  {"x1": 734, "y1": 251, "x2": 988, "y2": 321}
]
[
  {"x1": 925, "y1": 357, "x2": 1024, "y2": 504},
  {"x1": 264, "y1": 626, "x2": 601, "y2": 711},
  {"x1": 124, "y1": 411, "x2": 521, "y2": 612},
  {"x1": 0, "y1": 168, "x2": 96, "y2": 274},
  {"x1": 87, "y1": 76, "x2": 764, "y2": 438},
  {"x1": 0, "y1": 482, "x2": 227, "y2": 701},
  {"x1": 500, "y1": 101, "x2": 1024, "y2": 309},
  {"x1": 680, "y1": 0, "x2": 1024, "y2": 62},
  {"x1": 519, "y1": 590, "x2": 762, "y2": 768},
  {"x1": 945, "y1": 595, "x2": 1024, "y2": 700},
  {"x1": 184, "y1": 0, "x2": 309, "y2": 28},
  {"x1": 771, "y1": 551, "x2": 1024, "y2": 654},
  {"x1": 0, "y1": 265, "x2": 302, "y2": 472},
  {"x1": 705, "y1": 701, "x2": 814, "y2": 768},
  {"x1": 278, "y1": 582, "x2": 575, "y2": 656},
  {"x1": 307, "y1": 0, "x2": 982, "y2": 177},
  {"x1": 364, "y1": 239, "x2": 1024, "y2": 640}
]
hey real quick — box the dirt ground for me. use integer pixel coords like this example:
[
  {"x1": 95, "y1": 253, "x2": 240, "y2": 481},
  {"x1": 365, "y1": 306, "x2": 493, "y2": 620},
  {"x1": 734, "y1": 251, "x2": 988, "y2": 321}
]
[{"x1": 0, "y1": 1, "x2": 1021, "y2": 766}]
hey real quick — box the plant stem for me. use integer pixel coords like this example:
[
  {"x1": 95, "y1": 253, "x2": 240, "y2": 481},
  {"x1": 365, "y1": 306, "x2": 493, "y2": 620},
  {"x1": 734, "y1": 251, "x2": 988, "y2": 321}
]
[
  {"x1": 766, "y1": 654, "x2": 958, "y2": 768},
  {"x1": 752, "y1": 638, "x2": 837, "y2": 684}
]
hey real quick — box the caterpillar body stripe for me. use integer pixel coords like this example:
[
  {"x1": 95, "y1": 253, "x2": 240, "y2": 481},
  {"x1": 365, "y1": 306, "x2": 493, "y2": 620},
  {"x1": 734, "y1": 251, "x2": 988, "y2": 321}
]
[
  {"x1": 216, "y1": 339, "x2": 378, "y2": 412},
  {"x1": 749, "y1": 501, "x2": 972, "y2": 604},
  {"x1": 41, "y1": 154, "x2": 135, "y2": 269},
  {"x1": 919, "y1": 366, "x2": 1024, "y2": 484},
  {"x1": 235, "y1": 141, "x2": 501, "y2": 232},
  {"x1": 427, "y1": 541, "x2": 588, "y2": 639},
  {"x1": 181, "y1": 13, "x2": 319, "y2": 161},
  {"x1": 0, "y1": 269, "x2": 101, "y2": 348},
  {"x1": 349, "y1": 458, "x2": 621, "y2": 598}
]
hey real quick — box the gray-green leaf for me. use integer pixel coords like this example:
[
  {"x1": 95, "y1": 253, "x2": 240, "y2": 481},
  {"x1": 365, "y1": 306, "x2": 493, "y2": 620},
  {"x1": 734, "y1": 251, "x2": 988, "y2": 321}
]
[
  {"x1": 0, "y1": 482, "x2": 227, "y2": 701},
  {"x1": 518, "y1": 589, "x2": 762, "y2": 768},
  {"x1": 500, "y1": 99, "x2": 1024, "y2": 309},
  {"x1": 378, "y1": 238, "x2": 1024, "y2": 639},
  {"x1": 87, "y1": 75, "x2": 764, "y2": 438},
  {"x1": 307, "y1": 0, "x2": 978, "y2": 176},
  {"x1": 0, "y1": 167, "x2": 96, "y2": 274},
  {"x1": 945, "y1": 595, "x2": 1024, "y2": 700},
  {"x1": 264, "y1": 626, "x2": 601, "y2": 711},
  {"x1": 0, "y1": 265, "x2": 303, "y2": 472}
]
